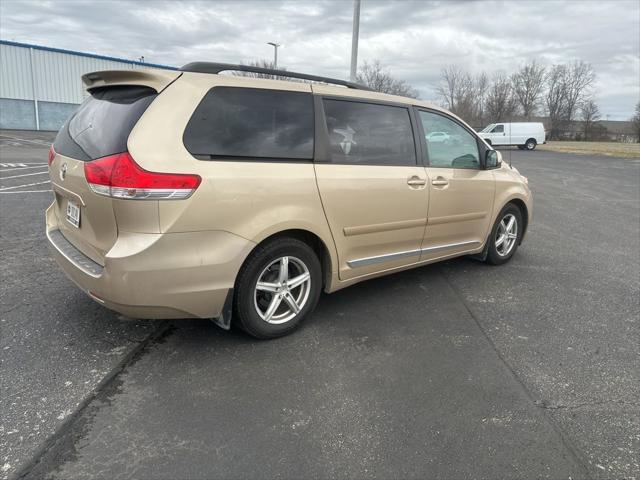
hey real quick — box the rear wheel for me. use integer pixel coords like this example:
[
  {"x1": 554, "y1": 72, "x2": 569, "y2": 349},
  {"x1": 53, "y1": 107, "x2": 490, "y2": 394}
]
[
  {"x1": 234, "y1": 238, "x2": 322, "y2": 339},
  {"x1": 525, "y1": 138, "x2": 537, "y2": 150},
  {"x1": 485, "y1": 204, "x2": 523, "y2": 265}
]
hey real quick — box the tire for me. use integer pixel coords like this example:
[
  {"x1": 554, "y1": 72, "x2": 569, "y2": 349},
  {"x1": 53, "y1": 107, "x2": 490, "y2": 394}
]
[
  {"x1": 525, "y1": 138, "x2": 537, "y2": 150},
  {"x1": 485, "y1": 204, "x2": 523, "y2": 265},
  {"x1": 233, "y1": 237, "x2": 322, "y2": 339},
  {"x1": 484, "y1": 139, "x2": 492, "y2": 146}
]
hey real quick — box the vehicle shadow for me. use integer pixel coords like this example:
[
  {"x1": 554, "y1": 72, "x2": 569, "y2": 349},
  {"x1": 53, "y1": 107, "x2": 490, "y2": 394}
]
[{"x1": 167, "y1": 255, "x2": 483, "y2": 348}]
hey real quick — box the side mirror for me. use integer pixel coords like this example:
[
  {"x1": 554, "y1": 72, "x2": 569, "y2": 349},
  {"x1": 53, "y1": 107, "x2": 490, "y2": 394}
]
[{"x1": 485, "y1": 150, "x2": 501, "y2": 169}]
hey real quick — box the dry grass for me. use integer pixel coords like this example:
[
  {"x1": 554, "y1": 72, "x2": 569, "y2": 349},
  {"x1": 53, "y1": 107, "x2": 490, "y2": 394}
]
[{"x1": 538, "y1": 141, "x2": 640, "y2": 158}]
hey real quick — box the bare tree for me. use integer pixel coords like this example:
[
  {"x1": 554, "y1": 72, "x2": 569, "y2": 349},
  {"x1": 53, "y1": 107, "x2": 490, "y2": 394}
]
[
  {"x1": 631, "y1": 101, "x2": 640, "y2": 143},
  {"x1": 436, "y1": 65, "x2": 464, "y2": 111},
  {"x1": 485, "y1": 73, "x2": 517, "y2": 122},
  {"x1": 580, "y1": 99, "x2": 600, "y2": 141},
  {"x1": 473, "y1": 71, "x2": 490, "y2": 126},
  {"x1": 452, "y1": 74, "x2": 476, "y2": 123},
  {"x1": 545, "y1": 64, "x2": 569, "y2": 139},
  {"x1": 563, "y1": 61, "x2": 596, "y2": 125},
  {"x1": 512, "y1": 61, "x2": 546, "y2": 120},
  {"x1": 435, "y1": 65, "x2": 481, "y2": 123},
  {"x1": 356, "y1": 60, "x2": 420, "y2": 98},
  {"x1": 435, "y1": 61, "x2": 598, "y2": 138},
  {"x1": 544, "y1": 61, "x2": 595, "y2": 139}
]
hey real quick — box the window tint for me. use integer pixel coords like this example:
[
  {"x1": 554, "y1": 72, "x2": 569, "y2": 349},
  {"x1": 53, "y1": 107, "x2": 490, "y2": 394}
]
[
  {"x1": 491, "y1": 124, "x2": 504, "y2": 133},
  {"x1": 418, "y1": 110, "x2": 479, "y2": 169},
  {"x1": 53, "y1": 86, "x2": 157, "y2": 161},
  {"x1": 322, "y1": 99, "x2": 416, "y2": 166},
  {"x1": 183, "y1": 87, "x2": 314, "y2": 160}
]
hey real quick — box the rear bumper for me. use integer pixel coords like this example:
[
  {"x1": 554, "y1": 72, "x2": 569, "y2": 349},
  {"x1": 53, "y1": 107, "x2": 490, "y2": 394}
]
[{"x1": 46, "y1": 204, "x2": 254, "y2": 319}]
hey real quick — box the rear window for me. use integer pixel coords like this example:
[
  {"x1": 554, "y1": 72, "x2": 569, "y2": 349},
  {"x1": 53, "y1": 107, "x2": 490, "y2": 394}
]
[
  {"x1": 53, "y1": 86, "x2": 157, "y2": 161},
  {"x1": 183, "y1": 87, "x2": 314, "y2": 160}
]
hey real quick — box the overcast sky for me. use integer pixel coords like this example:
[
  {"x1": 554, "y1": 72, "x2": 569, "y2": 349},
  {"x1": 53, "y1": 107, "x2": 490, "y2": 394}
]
[{"x1": 1, "y1": 0, "x2": 638, "y2": 119}]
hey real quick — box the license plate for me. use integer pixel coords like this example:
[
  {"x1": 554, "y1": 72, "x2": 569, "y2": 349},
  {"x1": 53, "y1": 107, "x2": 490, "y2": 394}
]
[{"x1": 66, "y1": 200, "x2": 80, "y2": 228}]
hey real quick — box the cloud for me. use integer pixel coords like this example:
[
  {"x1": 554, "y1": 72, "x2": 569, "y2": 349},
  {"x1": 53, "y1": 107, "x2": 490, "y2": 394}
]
[{"x1": 1, "y1": 0, "x2": 638, "y2": 118}]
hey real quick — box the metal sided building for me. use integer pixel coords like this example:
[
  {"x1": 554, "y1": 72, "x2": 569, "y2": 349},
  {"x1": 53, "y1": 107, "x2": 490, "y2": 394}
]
[{"x1": 0, "y1": 40, "x2": 176, "y2": 131}]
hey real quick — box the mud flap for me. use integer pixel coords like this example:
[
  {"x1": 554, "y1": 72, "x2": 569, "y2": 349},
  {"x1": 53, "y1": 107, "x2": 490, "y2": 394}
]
[
  {"x1": 469, "y1": 241, "x2": 489, "y2": 262},
  {"x1": 211, "y1": 288, "x2": 233, "y2": 330}
]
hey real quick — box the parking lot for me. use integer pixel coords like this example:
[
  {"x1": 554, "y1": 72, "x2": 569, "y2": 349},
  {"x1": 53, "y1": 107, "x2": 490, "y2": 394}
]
[{"x1": 1, "y1": 130, "x2": 638, "y2": 479}]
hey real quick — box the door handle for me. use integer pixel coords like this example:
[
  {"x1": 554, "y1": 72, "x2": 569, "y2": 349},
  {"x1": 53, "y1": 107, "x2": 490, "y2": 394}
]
[
  {"x1": 407, "y1": 176, "x2": 427, "y2": 186},
  {"x1": 431, "y1": 178, "x2": 449, "y2": 186}
]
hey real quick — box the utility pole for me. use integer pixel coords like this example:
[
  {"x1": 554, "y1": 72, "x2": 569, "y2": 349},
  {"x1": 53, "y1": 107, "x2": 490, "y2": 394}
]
[
  {"x1": 349, "y1": 0, "x2": 361, "y2": 81},
  {"x1": 267, "y1": 42, "x2": 280, "y2": 69}
]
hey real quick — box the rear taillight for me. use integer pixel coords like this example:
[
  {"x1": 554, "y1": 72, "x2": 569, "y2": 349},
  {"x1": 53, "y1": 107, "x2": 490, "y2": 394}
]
[
  {"x1": 84, "y1": 152, "x2": 201, "y2": 200},
  {"x1": 48, "y1": 146, "x2": 55, "y2": 166}
]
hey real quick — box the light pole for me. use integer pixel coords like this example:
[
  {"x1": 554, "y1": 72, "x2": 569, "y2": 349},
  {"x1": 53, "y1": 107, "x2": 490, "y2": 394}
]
[
  {"x1": 350, "y1": 0, "x2": 361, "y2": 81},
  {"x1": 267, "y1": 42, "x2": 281, "y2": 69}
]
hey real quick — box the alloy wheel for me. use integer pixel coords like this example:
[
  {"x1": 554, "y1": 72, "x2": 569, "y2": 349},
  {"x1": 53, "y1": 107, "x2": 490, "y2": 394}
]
[
  {"x1": 495, "y1": 213, "x2": 518, "y2": 257},
  {"x1": 254, "y1": 256, "x2": 312, "y2": 324}
]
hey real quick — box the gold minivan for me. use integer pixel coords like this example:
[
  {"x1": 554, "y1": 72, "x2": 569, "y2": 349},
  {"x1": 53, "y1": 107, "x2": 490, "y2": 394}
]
[{"x1": 47, "y1": 62, "x2": 532, "y2": 338}]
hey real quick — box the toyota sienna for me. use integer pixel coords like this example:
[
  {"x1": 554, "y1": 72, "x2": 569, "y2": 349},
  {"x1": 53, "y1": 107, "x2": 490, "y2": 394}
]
[{"x1": 47, "y1": 62, "x2": 532, "y2": 338}]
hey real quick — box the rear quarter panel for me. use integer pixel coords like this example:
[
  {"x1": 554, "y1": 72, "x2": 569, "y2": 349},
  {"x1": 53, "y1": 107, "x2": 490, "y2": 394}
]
[{"x1": 127, "y1": 72, "x2": 339, "y2": 278}]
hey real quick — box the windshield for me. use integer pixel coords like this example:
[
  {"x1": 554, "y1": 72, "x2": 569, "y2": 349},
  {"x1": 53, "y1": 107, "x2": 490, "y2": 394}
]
[{"x1": 480, "y1": 124, "x2": 495, "y2": 133}]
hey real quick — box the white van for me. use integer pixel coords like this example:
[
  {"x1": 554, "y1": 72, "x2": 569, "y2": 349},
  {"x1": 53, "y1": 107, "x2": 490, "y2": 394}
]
[{"x1": 478, "y1": 122, "x2": 546, "y2": 150}]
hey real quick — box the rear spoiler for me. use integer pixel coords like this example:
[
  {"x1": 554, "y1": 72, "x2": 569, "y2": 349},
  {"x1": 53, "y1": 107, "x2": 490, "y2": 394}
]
[{"x1": 82, "y1": 69, "x2": 181, "y2": 93}]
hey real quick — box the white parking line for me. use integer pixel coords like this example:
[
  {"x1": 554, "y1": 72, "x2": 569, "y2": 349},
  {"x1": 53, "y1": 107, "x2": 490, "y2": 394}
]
[
  {"x1": 0, "y1": 163, "x2": 47, "y2": 166},
  {"x1": 0, "y1": 163, "x2": 29, "y2": 167},
  {"x1": 0, "y1": 180, "x2": 51, "y2": 191},
  {"x1": 1, "y1": 171, "x2": 50, "y2": 180},
  {"x1": 0, "y1": 165, "x2": 49, "y2": 172},
  {"x1": 0, "y1": 189, "x2": 52, "y2": 194},
  {"x1": 0, "y1": 135, "x2": 51, "y2": 146}
]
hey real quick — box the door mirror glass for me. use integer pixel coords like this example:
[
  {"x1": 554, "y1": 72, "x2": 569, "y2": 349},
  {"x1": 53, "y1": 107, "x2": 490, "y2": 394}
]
[{"x1": 485, "y1": 150, "x2": 501, "y2": 169}]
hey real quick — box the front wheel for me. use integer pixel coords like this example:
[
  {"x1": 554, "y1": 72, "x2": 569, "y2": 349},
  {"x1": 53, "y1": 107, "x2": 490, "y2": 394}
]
[
  {"x1": 485, "y1": 204, "x2": 523, "y2": 265},
  {"x1": 233, "y1": 238, "x2": 322, "y2": 339}
]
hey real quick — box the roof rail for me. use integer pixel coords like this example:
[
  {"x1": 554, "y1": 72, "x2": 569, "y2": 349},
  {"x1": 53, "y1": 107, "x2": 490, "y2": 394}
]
[{"x1": 179, "y1": 62, "x2": 373, "y2": 91}]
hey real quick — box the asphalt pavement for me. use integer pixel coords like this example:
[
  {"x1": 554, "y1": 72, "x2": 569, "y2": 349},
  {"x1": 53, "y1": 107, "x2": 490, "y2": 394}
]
[
  {"x1": 1, "y1": 131, "x2": 638, "y2": 479},
  {"x1": 0, "y1": 131, "x2": 158, "y2": 480}
]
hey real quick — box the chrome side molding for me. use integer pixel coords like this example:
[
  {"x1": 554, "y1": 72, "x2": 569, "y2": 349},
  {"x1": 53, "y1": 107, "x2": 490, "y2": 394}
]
[
  {"x1": 420, "y1": 240, "x2": 480, "y2": 254},
  {"x1": 347, "y1": 248, "x2": 421, "y2": 268},
  {"x1": 347, "y1": 240, "x2": 481, "y2": 268}
]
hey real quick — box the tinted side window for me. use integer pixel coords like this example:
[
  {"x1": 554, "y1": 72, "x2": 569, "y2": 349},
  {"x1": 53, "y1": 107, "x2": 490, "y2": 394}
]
[
  {"x1": 491, "y1": 124, "x2": 504, "y2": 133},
  {"x1": 418, "y1": 110, "x2": 479, "y2": 169},
  {"x1": 183, "y1": 87, "x2": 314, "y2": 160},
  {"x1": 53, "y1": 86, "x2": 157, "y2": 161},
  {"x1": 322, "y1": 99, "x2": 416, "y2": 166}
]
